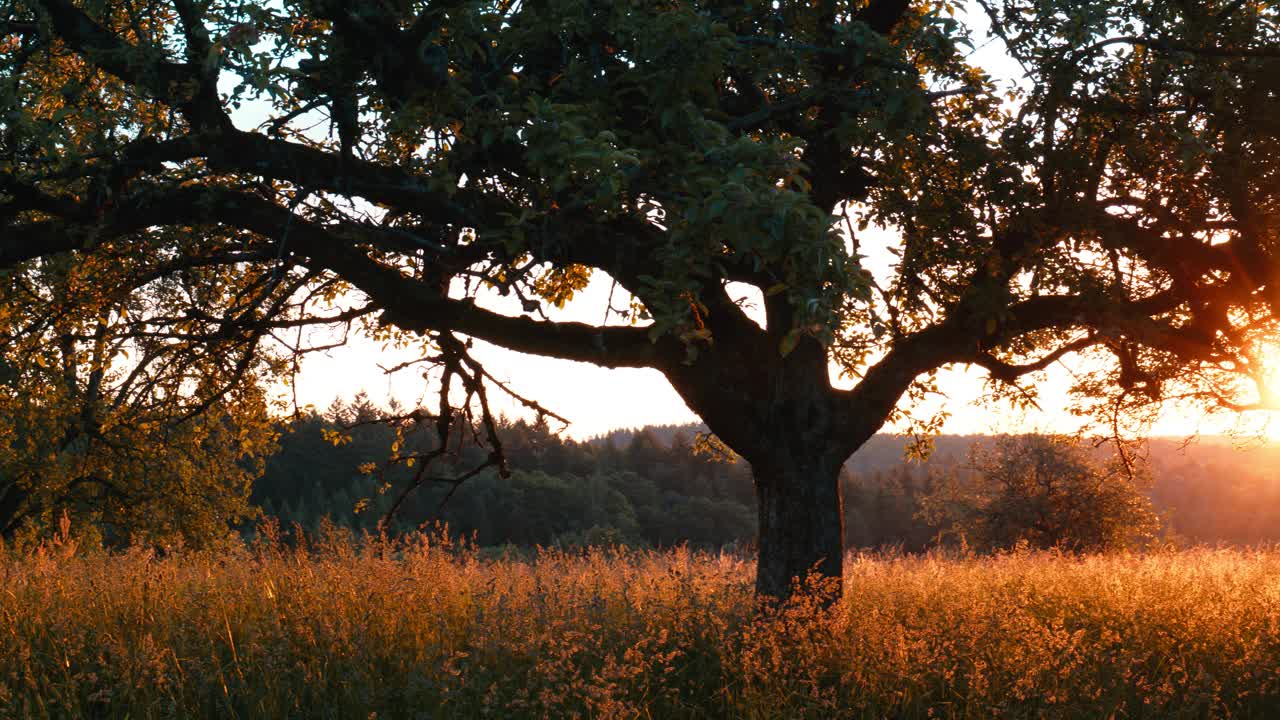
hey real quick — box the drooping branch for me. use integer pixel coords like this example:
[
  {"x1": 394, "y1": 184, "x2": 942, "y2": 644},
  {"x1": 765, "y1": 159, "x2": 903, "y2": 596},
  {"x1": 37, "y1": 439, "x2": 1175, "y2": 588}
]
[
  {"x1": 366, "y1": 333, "x2": 524, "y2": 529},
  {"x1": 301, "y1": 234, "x2": 669, "y2": 370}
]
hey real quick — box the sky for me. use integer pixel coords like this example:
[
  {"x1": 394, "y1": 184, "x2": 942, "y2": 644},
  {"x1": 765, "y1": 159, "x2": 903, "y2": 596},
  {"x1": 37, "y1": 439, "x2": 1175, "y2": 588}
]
[
  {"x1": 276, "y1": 3, "x2": 1280, "y2": 444},
  {"x1": 286, "y1": 234, "x2": 1280, "y2": 443}
]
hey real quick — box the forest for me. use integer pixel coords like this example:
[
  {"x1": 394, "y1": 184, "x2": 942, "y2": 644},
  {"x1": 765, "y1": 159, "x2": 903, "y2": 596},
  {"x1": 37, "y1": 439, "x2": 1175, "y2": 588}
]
[{"x1": 254, "y1": 394, "x2": 1280, "y2": 553}]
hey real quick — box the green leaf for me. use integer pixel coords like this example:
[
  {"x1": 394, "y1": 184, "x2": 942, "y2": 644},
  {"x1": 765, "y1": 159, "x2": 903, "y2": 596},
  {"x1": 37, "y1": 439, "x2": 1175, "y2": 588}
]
[{"x1": 779, "y1": 328, "x2": 802, "y2": 358}]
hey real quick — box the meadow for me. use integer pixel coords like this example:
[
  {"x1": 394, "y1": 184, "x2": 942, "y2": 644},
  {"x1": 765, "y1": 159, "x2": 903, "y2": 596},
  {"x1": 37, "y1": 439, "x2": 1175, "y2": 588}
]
[{"x1": 3, "y1": 526, "x2": 1280, "y2": 719}]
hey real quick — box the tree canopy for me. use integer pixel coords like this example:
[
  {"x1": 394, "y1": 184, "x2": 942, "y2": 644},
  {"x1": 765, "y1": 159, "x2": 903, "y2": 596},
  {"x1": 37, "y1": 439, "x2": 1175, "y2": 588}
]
[{"x1": 2, "y1": 0, "x2": 1280, "y2": 595}]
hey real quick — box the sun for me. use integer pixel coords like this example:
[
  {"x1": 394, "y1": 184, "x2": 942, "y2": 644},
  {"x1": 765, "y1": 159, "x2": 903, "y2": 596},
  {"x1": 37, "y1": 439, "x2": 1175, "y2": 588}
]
[
  {"x1": 1229, "y1": 338, "x2": 1280, "y2": 442},
  {"x1": 1251, "y1": 342, "x2": 1280, "y2": 411}
]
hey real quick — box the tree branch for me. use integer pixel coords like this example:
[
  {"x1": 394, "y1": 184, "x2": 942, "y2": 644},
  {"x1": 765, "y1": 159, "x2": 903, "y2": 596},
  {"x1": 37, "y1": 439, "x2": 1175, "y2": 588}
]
[
  {"x1": 855, "y1": 0, "x2": 912, "y2": 36},
  {"x1": 4, "y1": 182, "x2": 669, "y2": 370},
  {"x1": 974, "y1": 334, "x2": 1100, "y2": 383},
  {"x1": 1072, "y1": 35, "x2": 1280, "y2": 62},
  {"x1": 34, "y1": 0, "x2": 227, "y2": 127}
]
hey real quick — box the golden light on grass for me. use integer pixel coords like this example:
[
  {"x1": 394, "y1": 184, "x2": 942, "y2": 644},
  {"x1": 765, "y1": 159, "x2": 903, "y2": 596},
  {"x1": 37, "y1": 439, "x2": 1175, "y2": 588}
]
[{"x1": 3, "y1": 528, "x2": 1280, "y2": 718}]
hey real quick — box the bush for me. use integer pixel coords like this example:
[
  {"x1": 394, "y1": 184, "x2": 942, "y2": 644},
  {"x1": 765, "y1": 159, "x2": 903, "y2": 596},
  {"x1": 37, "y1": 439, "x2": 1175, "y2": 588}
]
[{"x1": 919, "y1": 434, "x2": 1159, "y2": 552}]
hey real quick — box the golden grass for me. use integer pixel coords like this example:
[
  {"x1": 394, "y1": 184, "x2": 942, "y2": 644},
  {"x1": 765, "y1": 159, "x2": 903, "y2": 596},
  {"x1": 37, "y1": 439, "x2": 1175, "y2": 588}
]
[{"x1": 3, "y1": 528, "x2": 1280, "y2": 719}]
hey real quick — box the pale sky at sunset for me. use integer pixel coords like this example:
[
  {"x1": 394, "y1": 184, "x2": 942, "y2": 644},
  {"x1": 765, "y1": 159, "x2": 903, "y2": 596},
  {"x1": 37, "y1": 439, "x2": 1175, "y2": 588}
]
[{"x1": 286, "y1": 231, "x2": 1280, "y2": 443}]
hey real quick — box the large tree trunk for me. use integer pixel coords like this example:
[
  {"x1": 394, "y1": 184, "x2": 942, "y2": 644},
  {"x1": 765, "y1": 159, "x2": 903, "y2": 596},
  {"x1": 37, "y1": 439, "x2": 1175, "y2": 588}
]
[
  {"x1": 751, "y1": 450, "x2": 845, "y2": 599},
  {"x1": 659, "y1": 295, "x2": 908, "y2": 602}
]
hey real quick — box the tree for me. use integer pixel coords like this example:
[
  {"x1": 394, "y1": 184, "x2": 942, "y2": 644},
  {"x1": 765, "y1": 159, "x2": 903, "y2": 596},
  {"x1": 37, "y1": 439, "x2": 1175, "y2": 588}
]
[
  {"x1": 918, "y1": 434, "x2": 1159, "y2": 552},
  {"x1": 0, "y1": 241, "x2": 276, "y2": 546},
  {"x1": 3, "y1": 0, "x2": 1280, "y2": 596}
]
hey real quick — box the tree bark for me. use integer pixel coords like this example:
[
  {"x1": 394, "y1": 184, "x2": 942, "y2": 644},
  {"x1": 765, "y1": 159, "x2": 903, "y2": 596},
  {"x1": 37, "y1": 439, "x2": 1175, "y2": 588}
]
[
  {"x1": 0, "y1": 479, "x2": 29, "y2": 538},
  {"x1": 660, "y1": 322, "x2": 863, "y2": 601},
  {"x1": 751, "y1": 451, "x2": 845, "y2": 600}
]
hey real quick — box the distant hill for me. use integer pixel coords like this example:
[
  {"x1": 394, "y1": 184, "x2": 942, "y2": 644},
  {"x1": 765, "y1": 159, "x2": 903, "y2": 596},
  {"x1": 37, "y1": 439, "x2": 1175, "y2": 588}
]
[{"x1": 593, "y1": 424, "x2": 1280, "y2": 475}]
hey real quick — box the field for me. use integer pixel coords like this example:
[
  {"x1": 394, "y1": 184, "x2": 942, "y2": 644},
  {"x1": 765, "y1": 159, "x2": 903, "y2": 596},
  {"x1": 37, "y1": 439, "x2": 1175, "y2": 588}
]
[{"x1": 3, "y1": 529, "x2": 1280, "y2": 719}]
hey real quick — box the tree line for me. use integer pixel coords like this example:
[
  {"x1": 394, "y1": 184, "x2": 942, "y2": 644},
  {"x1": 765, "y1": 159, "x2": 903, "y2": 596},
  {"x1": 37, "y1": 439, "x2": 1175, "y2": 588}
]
[{"x1": 252, "y1": 395, "x2": 1280, "y2": 553}]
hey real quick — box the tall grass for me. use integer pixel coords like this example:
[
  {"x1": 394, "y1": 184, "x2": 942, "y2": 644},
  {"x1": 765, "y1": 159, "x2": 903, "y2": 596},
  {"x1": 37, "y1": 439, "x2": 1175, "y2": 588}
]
[{"x1": 3, "y1": 526, "x2": 1280, "y2": 718}]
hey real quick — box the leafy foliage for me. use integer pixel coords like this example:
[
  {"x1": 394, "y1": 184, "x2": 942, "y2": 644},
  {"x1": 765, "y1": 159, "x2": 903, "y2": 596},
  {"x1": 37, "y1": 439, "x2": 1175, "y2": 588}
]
[
  {"x1": 919, "y1": 434, "x2": 1159, "y2": 552},
  {"x1": 0, "y1": 251, "x2": 279, "y2": 547}
]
